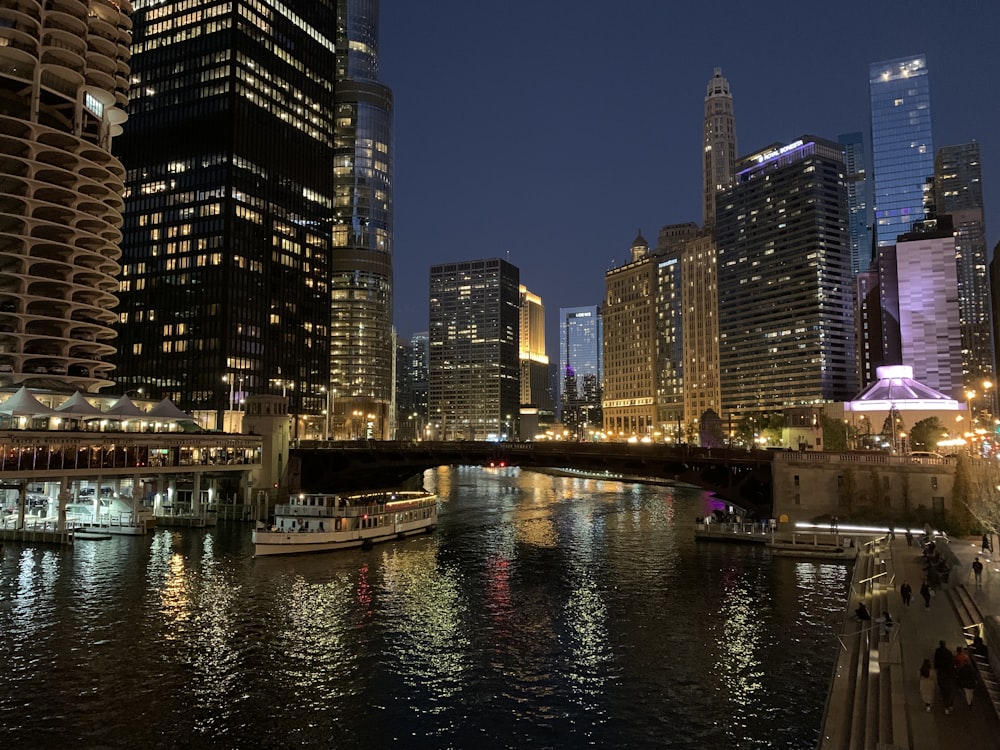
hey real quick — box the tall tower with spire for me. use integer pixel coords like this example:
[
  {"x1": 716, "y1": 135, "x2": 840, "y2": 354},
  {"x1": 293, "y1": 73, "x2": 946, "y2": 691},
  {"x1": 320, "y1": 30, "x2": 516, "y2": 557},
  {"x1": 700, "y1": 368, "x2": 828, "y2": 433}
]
[{"x1": 702, "y1": 68, "x2": 738, "y2": 227}]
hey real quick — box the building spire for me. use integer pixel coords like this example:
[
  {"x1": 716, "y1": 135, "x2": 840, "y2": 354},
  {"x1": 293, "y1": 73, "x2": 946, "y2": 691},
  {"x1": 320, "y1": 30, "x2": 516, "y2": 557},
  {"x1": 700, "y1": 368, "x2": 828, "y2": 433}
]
[{"x1": 702, "y1": 67, "x2": 738, "y2": 228}]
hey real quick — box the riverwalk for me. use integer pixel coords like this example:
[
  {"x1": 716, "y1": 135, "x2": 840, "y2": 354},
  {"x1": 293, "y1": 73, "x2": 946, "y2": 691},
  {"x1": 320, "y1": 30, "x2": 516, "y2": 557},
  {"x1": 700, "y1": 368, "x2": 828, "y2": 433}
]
[{"x1": 818, "y1": 533, "x2": 1000, "y2": 749}]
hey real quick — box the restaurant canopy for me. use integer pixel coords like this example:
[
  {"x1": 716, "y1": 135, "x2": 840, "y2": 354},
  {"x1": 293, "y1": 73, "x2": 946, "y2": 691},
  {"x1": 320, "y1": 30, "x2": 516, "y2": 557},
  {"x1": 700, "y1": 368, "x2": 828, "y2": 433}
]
[
  {"x1": 147, "y1": 398, "x2": 194, "y2": 422},
  {"x1": 0, "y1": 386, "x2": 59, "y2": 417},
  {"x1": 54, "y1": 391, "x2": 104, "y2": 419}
]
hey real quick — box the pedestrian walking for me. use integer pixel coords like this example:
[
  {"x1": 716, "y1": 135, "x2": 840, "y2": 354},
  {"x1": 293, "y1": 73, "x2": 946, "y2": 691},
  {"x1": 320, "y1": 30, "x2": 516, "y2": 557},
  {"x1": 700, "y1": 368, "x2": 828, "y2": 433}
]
[
  {"x1": 973, "y1": 557, "x2": 984, "y2": 585},
  {"x1": 919, "y1": 658, "x2": 935, "y2": 711},
  {"x1": 957, "y1": 656, "x2": 977, "y2": 708},
  {"x1": 905, "y1": 529, "x2": 914, "y2": 547},
  {"x1": 920, "y1": 580, "x2": 932, "y2": 608},
  {"x1": 934, "y1": 640, "x2": 957, "y2": 714},
  {"x1": 983, "y1": 532, "x2": 991, "y2": 555},
  {"x1": 900, "y1": 581, "x2": 912, "y2": 607}
]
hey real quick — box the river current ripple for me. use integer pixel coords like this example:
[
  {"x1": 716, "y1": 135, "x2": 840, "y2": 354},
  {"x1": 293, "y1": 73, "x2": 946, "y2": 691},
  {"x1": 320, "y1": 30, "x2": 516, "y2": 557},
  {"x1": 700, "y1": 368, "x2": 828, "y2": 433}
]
[{"x1": 0, "y1": 466, "x2": 849, "y2": 749}]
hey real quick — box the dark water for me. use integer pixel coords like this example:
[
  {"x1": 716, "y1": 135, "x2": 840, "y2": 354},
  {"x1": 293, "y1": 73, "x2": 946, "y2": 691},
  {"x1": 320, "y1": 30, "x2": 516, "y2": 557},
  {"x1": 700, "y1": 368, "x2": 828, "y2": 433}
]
[{"x1": 0, "y1": 466, "x2": 849, "y2": 749}]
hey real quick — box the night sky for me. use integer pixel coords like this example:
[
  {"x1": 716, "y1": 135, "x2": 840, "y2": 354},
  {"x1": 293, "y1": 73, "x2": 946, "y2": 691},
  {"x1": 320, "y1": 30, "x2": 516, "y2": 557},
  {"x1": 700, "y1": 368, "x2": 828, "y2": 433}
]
[{"x1": 380, "y1": 1, "x2": 1000, "y2": 349}]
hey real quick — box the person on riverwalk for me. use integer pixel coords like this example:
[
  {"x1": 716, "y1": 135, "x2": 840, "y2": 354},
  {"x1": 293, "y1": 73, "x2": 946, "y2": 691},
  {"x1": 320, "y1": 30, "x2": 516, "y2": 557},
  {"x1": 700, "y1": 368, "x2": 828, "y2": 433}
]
[
  {"x1": 855, "y1": 602, "x2": 871, "y2": 621},
  {"x1": 972, "y1": 634, "x2": 989, "y2": 662},
  {"x1": 920, "y1": 581, "x2": 932, "y2": 608},
  {"x1": 957, "y1": 653, "x2": 977, "y2": 708},
  {"x1": 900, "y1": 581, "x2": 912, "y2": 607},
  {"x1": 905, "y1": 529, "x2": 914, "y2": 547},
  {"x1": 973, "y1": 557, "x2": 984, "y2": 585},
  {"x1": 934, "y1": 640, "x2": 957, "y2": 715},
  {"x1": 919, "y1": 659, "x2": 935, "y2": 711},
  {"x1": 983, "y1": 532, "x2": 992, "y2": 556}
]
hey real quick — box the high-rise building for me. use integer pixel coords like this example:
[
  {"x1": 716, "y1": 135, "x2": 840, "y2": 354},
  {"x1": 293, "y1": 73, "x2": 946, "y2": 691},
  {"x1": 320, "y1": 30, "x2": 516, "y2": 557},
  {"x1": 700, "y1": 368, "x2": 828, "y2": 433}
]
[
  {"x1": 702, "y1": 68, "x2": 737, "y2": 227},
  {"x1": 933, "y1": 142, "x2": 994, "y2": 392},
  {"x1": 679, "y1": 231, "x2": 721, "y2": 427},
  {"x1": 558, "y1": 306, "x2": 602, "y2": 437},
  {"x1": 0, "y1": 0, "x2": 133, "y2": 392},
  {"x1": 878, "y1": 218, "x2": 963, "y2": 399},
  {"x1": 716, "y1": 137, "x2": 856, "y2": 415},
  {"x1": 838, "y1": 132, "x2": 874, "y2": 274},
  {"x1": 428, "y1": 259, "x2": 520, "y2": 441},
  {"x1": 869, "y1": 55, "x2": 934, "y2": 247},
  {"x1": 332, "y1": 0, "x2": 394, "y2": 439},
  {"x1": 394, "y1": 331, "x2": 427, "y2": 439},
  {"x1": 115, "y1": 1, "x2": 337, "y2": 431},
  {"x1": 603, "y1": 232, "x2": 660, "y2": 438},
  {"x1": 518, "y1": 285, "x2": 553, "y2": 422}
]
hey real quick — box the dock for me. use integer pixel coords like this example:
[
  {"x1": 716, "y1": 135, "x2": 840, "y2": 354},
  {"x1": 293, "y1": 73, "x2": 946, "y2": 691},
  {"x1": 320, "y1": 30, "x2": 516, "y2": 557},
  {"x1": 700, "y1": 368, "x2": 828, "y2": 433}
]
[{"x1": 695, "y1": 521, "x2": 864, "y2": 560}]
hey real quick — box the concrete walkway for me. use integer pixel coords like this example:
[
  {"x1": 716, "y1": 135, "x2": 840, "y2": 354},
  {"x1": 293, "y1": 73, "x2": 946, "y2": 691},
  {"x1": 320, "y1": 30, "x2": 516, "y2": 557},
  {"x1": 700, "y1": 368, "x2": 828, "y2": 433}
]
[
  {"x1": 820, "y1": 534, "x2": 1000, "y2": 749},
  {"x1": 892, "y1": 535, "x2": 1000, "y2": 749}
]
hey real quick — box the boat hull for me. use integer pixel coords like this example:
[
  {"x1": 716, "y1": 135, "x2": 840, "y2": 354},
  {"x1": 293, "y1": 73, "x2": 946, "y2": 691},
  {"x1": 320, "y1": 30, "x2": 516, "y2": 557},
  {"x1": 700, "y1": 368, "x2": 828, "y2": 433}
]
[{"x1": 253, "y1": 520, "x2": 435, "y2": 556}]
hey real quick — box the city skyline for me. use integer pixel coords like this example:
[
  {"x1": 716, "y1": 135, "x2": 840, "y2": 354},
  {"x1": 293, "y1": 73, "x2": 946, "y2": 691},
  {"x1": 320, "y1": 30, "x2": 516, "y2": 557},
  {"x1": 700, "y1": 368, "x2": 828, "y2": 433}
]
[{"x1": 382, "y1": 1, "x2": 1000, "y2": 351}]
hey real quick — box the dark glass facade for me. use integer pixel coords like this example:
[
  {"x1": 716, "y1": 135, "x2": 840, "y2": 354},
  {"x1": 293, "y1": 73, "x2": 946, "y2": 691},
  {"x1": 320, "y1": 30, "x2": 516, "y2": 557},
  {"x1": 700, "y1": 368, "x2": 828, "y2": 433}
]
[
  {"x1": 558, "y1": 306, "x2": 602, "y2": 434},
  {"x1": 933, "y1": 142, "x2": 995, "y2": 392},
  {"x1": 869, "y1": 55, "x2": 934, "y2": 247},
  {"x1": 716, "y1": 137, "x2": 856, "y2": 413},
  {"x1": 428, "y1": 259, "x2": 520, "y2": 441},
  {"x1": 114, "y1": 1, "x2": 337, "y2": 428}
]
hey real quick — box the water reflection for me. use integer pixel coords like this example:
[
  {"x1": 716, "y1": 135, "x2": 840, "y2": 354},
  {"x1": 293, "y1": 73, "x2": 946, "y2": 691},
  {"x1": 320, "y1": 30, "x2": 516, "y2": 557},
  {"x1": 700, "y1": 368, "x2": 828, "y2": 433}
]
[{"x1": 0, "y1": 466, "x2": 849, "y2": 749}]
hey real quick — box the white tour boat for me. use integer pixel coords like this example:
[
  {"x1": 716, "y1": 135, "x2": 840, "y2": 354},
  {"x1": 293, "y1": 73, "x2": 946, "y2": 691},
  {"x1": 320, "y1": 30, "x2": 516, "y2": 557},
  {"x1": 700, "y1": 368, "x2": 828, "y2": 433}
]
[{"x1": 253, "y1": 490, "x2": 438, "y2": 556}]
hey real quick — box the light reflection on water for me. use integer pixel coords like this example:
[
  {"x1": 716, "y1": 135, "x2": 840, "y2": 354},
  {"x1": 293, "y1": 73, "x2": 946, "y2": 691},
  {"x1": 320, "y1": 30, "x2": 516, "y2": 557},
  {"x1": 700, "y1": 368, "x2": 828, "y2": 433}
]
[{"x1": 0, "y1": 466, "x2": 849, "y2": 749}]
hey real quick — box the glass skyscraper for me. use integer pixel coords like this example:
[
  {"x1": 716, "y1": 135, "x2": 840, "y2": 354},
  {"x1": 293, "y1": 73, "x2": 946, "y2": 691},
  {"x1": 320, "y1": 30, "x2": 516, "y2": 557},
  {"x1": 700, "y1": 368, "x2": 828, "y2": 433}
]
[
  {"x1": 934, "y1": 142, "x2": 994, "y2": 391},
  {"x1": 838, "y1": 131, "x2": 874, "y2": 273},
  {"x1": 332, "y1": 0, "x2": 394, "y2": 439},
  {"x1": 869, "y1": 55, "x2": 934, "y2": 247},
  {"x1": 115, "y1": 1, "x2": 337, "y2": 430},
  {"x1": 558, "y1": 306, "x2": 602, "y2": 435}
]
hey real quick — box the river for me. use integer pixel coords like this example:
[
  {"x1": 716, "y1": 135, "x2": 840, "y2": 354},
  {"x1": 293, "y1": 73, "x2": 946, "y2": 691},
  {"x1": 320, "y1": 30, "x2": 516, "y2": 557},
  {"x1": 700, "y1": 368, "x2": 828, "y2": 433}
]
[{"x1": 0, "y1": 466, "x2": 849, "y2": 749}]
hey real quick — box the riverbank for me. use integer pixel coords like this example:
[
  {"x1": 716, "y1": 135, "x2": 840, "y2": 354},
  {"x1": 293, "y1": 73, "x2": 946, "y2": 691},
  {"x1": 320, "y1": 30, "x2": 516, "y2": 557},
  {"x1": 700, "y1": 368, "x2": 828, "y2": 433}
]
[{"x1": 817, "y1": 534, "x2": 1000, "y2": 749}]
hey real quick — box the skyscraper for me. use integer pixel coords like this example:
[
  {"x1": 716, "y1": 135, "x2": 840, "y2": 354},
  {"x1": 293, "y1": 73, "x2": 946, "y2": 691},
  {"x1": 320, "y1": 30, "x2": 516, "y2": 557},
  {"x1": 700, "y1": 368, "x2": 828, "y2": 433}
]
[
  {"x1": 428, "y1": 259, "x2": 520, "y2": 441},
  {"x1": 0, "y1": 1, "x2": 133, "y2": 392},
  {"x1": 716, "y1": 137, "x2": 856, "y2": 414},
  {"x1": 332, "y1": 0, "x2": 394, "y2": 439},
  {"x1": 879, "y1": 218, "x2": 963, "y2": 399},
  {"x1": 518, "y1": 285, "x2": 553, "y2": 420},
  {"x1": 869, "y1": 55, "x2": 934, "y2": 247},
  {"x1": 558, "y1": 306, "x2": 602, "y2": 437},
  {"x1": 702, "y1": 68, "x2": 738, "y2": 227},
  {"x1": 933, "y1": 142, "x2": 994, "y2": 391},
  {"x1": 115, "y1": 1, "x2": 337, "y2": 430},
  {"x1": 603, "y1": 232, "x2": 659, "y2": 438},
  {"x1": 838, "y1": 131, "x2": 874, "y2": 274}
]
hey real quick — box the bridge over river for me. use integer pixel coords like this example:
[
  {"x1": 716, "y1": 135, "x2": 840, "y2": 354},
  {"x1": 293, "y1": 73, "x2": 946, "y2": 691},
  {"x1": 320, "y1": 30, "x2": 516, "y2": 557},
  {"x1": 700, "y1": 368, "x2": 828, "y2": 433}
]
[{"x1": 288, "y1": 440, "x2": 776, "y2": 513}]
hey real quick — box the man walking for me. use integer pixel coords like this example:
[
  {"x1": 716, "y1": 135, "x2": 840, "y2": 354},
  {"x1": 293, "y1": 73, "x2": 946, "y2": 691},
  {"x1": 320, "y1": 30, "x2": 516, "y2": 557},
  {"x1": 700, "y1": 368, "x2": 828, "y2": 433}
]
[
  {"x1": 973, "y1": 557, "x2": 984, "y2": 586},
  {"x1": 934, "y1": 640, "x2": 957, "y2": 715},
  {"x1": 920, "y1": 580, "x2": 932, "y2": 608},
  {"x1": 900, "y1": 581, "x2": 912, "y2": 607}
]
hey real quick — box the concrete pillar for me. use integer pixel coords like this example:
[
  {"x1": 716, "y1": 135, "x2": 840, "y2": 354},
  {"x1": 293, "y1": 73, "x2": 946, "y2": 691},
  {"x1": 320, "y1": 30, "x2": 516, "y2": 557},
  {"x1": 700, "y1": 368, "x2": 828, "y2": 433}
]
[
  {"x1": 153, "y1": 477, "x2": 163, "y2": 516},
  {"x1": 57, "y1": 478, "x2": 70, "y2": 532},
  {"x1": 191, "y1": 472, "x2": 202, "y2": 514},
  {"x1": 16, "y1": 479, "x2": 26, "y2": 530}
]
